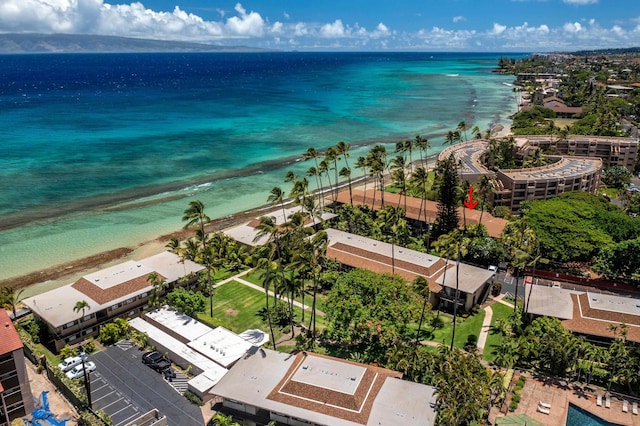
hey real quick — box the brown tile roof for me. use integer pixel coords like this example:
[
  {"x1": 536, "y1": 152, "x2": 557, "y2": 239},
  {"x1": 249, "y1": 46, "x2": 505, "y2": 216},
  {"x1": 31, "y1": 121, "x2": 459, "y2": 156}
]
[
  {"x1": 333, "y1": 189, "x2": 507, "y2": 238},
  {"x1": 0, "y1": 310, "x2": 23, "y2": 355},
  {"x1": 72, "y1": 273, "x2": 165, "y2": 305},
  {"x1": 562, "y1": 294, "x2": 640, "y2": 343},
  {"x1": 327, "y1": 243, "x2": 444, "y2": 294},
  {"x1": 267, "y1": 352, "x2": 401, "y2": 424}
]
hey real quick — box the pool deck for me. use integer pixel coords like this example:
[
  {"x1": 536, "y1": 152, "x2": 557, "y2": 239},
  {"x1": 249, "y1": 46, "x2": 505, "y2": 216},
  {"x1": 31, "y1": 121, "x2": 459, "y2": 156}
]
[{"x1": 492, "y1": 374, "x2": 640, "y2": 425}]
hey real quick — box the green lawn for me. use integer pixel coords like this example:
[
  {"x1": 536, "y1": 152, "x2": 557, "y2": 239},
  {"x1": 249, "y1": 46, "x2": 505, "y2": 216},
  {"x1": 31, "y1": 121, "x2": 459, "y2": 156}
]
[
  {"x1": 242, "y1": 269, "x2": 329, "y2": 314},
  {"x1": 482, "y1": 301, "x2": 514, "y2": 364},
  {"x1": 198, "y1": 280, "x2": 325, "y2": 347},
  {"x1": 428, "y1": 309, "x2": 486, "y2": 349}
]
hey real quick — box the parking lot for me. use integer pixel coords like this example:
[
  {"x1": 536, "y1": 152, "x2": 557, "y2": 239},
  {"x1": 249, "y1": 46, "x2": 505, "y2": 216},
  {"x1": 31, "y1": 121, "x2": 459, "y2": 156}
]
[{"x1": 90, "y1": 343, "x2": 204, "y2": 426}]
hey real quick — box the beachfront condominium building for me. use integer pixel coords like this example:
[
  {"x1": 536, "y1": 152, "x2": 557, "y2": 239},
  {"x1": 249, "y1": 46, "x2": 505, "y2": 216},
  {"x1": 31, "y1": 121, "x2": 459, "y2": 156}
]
[
  {"x1": 22, "y1": 251, "x2": 204, "y2": 352},
  {"x1": 0, "y1": 310, "x2": 34, "y2": 425},
  {"x1": 439, "y1": 135, "x2": 638, "y2": 215}
]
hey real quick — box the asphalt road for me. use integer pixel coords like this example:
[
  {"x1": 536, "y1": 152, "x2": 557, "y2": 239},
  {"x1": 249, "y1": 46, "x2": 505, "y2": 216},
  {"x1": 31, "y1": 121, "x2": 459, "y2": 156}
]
[{"x1": 91, "y1": 344, "x2": 204, "y2": 426}]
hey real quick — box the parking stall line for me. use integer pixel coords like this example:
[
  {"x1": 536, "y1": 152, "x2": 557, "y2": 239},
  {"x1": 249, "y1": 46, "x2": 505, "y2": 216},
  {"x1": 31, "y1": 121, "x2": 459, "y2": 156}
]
[{"x1": 100, "y1": 396, "x2": 125, "y2": 411}]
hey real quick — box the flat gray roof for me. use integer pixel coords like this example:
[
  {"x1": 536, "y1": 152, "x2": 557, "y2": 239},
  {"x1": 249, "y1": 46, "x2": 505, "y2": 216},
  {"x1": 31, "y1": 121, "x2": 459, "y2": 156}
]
[
  {"x1": 368, "y1": 378, "x2": 437, "y2": 425},
  {"x1": 292, "y1": 355, "x2": 366, "y2": 396},
  {"x1": 523, "y1": 285, "x2": 575, "y2": 320},
  {"x1": 587, "y1": 291, "x2": 640, "y2": 316},
  {"x1": 436, "y1": 262, "x2": 495, "y2": 295}
]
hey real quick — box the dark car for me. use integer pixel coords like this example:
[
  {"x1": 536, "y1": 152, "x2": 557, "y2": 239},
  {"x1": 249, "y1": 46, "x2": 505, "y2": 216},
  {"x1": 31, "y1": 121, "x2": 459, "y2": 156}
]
[{"x1": 142, "y1": 351, "x2": 171, "y2": 372}]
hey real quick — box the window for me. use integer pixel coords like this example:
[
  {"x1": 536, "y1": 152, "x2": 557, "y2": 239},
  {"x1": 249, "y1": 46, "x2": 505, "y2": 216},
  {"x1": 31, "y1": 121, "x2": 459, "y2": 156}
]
[
  {"x1": 83, "y1": 314, "x2": 92, "y2": 321},
  {"x1": 63, "y1": 321, "x2": 76, "y2": 329}
]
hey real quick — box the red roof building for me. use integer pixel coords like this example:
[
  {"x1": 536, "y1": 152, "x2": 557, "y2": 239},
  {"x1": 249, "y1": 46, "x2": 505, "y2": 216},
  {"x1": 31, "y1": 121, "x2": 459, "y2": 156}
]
[{"x1": 0, "y1": 309, "x2": 34, "y2": 424}]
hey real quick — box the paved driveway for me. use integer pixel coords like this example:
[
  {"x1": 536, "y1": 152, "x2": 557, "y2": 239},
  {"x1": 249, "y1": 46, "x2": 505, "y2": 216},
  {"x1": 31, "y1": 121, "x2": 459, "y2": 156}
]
[{"x1": 91, "y1": 344, "x2": 204, "y2": 426}]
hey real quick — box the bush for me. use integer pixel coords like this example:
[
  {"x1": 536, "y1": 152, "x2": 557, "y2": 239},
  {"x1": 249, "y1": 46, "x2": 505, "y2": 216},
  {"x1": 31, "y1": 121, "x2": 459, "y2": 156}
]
[
  {"x1": 59, "y1": 345, "x2": 78, "y2": 360},
  {"x1": 183, "y1": 390, "x2": 204, "y2": 406},
  {"x1": 512, "y1": 393, "x2": 521, "y2": 403},
  {"x1": 99, "y1": 323, "x2": 124, "y2": 346},
  {"x1": 431, "y1": 316, "x2": 445, "y2": 330},
  {"x1": 509, "y1": 400, "x2": 518, "y2": 411}
]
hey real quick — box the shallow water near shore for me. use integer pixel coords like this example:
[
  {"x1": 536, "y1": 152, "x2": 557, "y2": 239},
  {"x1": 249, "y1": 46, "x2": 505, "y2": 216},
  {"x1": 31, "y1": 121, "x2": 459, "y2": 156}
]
[{"x1": 0, "y1": 52, "x2": 521, "y2": 280}]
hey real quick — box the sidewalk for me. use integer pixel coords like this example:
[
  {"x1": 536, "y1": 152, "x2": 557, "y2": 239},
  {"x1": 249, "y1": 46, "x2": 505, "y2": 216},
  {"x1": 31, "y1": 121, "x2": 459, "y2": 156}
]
[{"x1": 476, "y1": 305, "x2": 493, "y2": 353}]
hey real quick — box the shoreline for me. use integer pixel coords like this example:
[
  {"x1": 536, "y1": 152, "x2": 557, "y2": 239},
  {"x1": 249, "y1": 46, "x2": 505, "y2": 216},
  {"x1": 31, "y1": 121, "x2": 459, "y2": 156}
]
[
  {"x1": 1, "y1": 202, "x2": 281, "y2": 295},
  {"x1": 2, "y1": 129, "x2": 517, "y2": 297}
]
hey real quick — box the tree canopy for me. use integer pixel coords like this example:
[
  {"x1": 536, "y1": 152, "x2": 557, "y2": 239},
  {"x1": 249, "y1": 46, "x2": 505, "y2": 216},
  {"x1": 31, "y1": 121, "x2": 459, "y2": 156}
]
[{"x1": 518, "y1": 191, "x2": 640, "y2": 262}]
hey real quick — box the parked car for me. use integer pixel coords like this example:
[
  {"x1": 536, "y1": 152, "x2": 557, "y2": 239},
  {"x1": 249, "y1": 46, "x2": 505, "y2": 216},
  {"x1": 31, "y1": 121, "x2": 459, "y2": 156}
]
[
  {"x1": 65, "y1": 361, "x2": 96, "y2": 379},
  {"x1": 142, "y1": 351, "x2": 171, "y2": 372},
  {"x1": 58, "y1": 352, "x2": 87, "y2": 372}
]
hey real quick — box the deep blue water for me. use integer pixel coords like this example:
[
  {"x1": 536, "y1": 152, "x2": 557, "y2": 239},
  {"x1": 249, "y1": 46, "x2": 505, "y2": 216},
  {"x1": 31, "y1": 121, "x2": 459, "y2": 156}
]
[{"x1": 0, "y1": 51, "x2": 523, "y2": 278}]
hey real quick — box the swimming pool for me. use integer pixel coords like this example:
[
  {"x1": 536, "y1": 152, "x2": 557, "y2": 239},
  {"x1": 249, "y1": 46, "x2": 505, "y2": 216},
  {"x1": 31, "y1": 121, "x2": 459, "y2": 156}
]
[{"x1": 565, "y1": 403, "x2": 622, "y2": 426}]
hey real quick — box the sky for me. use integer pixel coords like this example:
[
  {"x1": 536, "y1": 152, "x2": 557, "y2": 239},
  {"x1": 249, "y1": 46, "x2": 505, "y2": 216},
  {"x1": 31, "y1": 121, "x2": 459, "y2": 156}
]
[{"x1": 1, "y1": 0, "x2": 640, "y2": 51}]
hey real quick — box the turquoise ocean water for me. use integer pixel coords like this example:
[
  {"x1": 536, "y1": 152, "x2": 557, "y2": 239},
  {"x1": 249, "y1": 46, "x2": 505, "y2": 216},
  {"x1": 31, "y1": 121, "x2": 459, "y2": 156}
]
[{"x1": 0, "y1": 52, "x2": 521, "y2": 279}]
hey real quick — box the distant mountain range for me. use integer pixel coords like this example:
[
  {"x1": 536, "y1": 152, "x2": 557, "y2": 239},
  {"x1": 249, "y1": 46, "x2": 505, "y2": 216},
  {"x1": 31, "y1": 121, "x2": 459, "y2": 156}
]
[{"x1": 0, "y1": 33, "x2": 272, "y2": 53}]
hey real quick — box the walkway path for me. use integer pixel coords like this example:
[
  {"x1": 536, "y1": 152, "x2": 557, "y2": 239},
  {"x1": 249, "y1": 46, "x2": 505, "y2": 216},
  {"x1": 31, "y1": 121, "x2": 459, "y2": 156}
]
[
  {"x1": 491, "y1": 294, "x2": 515, "y2": 308},
  {"x1": 476, "y1": 305, "x2": 493, "y2": 353}
]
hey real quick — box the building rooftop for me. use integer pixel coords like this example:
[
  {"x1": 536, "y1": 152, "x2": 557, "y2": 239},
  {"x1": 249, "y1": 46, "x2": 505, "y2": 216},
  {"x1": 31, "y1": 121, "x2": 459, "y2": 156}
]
[
  {"x1": 211, "y1": 349, "x2": 437, "y2": 426},
  {"x1": 224, "y1": 205, "x2": 337, "y2": 247},
  {"x1": 23, "y1": 251, "x2": 204, "y2": 328},
  {"x1": 0, "y1": 310, "x2": 23, "y2": 354},
  {"x1": 144, "y1": 306, "x2": 212, "y2": 343},
  {"x1": 333, "y1": 189, "x2": 507, "y2": 239},
  {"x1": 523, "y1": 285, "x2": 575, "y2": 320},
  {"x1": 499, "y1": 156, "x2": 601, "y2": 181},
  {"x1": 188, "y1": 327, "x2": 255, "y2": 368},
  {"x1": 325, "y1": 228, "x2": 493, "y2": 296}
]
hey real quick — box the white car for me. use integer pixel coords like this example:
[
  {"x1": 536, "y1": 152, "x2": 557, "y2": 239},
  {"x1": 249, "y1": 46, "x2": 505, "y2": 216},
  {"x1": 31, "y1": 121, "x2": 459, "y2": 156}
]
[
  {"x1": 65, "y1": 361, "x2": 96, "y2": 380},
  {"x1": 58, "y1": 352, "x2": 87, "y2": 372}
]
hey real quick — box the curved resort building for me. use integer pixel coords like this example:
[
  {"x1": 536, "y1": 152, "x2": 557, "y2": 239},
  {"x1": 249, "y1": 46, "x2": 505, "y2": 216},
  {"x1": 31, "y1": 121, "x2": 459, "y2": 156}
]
[{"x1": 439, "y1": 136, "x2": 638, "y2": 215}]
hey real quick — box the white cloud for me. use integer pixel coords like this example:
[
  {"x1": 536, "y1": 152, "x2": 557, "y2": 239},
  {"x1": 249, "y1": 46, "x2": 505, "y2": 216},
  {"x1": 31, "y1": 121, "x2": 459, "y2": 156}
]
[
  {"x1": 0, "y1": 0, "x2": 639, "y2": 51},
  {"x1": 563, "y1": 21, "x2": 583, "y2": 32},
  {"x1": 320, "y1": 19, "x2": 346, "y2": 38},
  {"x1": 563, "y1": 0, "x2": 598, "y2": 4},
  {"x1": 490, "y1": 23, "x2": 507, "y2": 35}
]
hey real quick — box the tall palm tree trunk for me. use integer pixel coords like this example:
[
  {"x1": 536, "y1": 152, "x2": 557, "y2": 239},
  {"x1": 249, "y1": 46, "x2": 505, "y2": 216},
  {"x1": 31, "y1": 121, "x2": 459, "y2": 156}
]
[{"x1": 450, "y1": 248, "x2": 461, "y2": 350}]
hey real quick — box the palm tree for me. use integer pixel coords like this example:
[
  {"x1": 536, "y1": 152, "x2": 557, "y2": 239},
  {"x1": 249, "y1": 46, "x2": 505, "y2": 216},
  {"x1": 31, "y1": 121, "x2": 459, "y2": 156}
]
[
  {"x1": 390, "y1": 155, "x2": 408, "y2": 211},
  {"x1": 376, "y1": 205, "x2": 406, "y2": 274},
  {"x1": 457, "y1": 121, "x2": 468, "y2": 142},
  {"x1": 413, "y1": 135, "x2": 430, "y2": 169},
  {"x1": 318, "y1": 159, "x2": 333, "y2": 204},
  {"x1": 339, "y1": 166, "x2": 353, "y2": 204},
  {"x1": 267, "y1": 186, "x2": 287, "y2": 221},
  {"x1": 477, "y1": 175, "x2": 491, "y2": 226},
  {"x1": 292, "y1": 231, "x2": 328, "y2": 345},
  {"x1": 355, "y1": 156, "x2": 369, "y2": 196},
  {"x1": 471, "y1": 125, "x2": 482, "y2": 140},
  {"x1": 183, "y1": 200, "x2": 213, "y2": 316},
  {"x1": 412, "y1": 276, "x2": 431, "y2": 352},
  {"x1": 165, "y1": 238, "x2": 182, "y2": 256},
  {"x1": 1, "y1": 286, "x2": 24, "y2": 320},
  {"x1": 324, "y1": 147, "x2": 341, "y2": 203},
  {"x1": 306, "y1": 166, "x2": 323, "y2": 210},
  {"x1": 147, "y1": 272, "x2": 168, "y2": 308},
  {"x1": 336, "y1": 141, "x2": 353, "y2": 201},
  {"x1": 368, "y1": 145, "x2": 388, "y2": 207},
  {"x1": 409, "y1": 166, "x2": 430, "y2": 230},
  {"x1": 73, "y1": 300, "x2": 91, "y2": 342},
  {"x1": 253, "y1": 216, "x2": 293, "y2": 335},
  {"x1": 302, "y1": 147, "x2": 325, "y2": 208},
  {"x1": 502, "y1": 218, "x2": 536, "y2": 313}
]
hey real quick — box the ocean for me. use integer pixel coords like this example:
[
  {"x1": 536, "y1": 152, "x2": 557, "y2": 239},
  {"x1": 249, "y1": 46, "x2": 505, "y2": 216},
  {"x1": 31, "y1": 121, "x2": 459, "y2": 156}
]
[{"x1": 0, "y1": 52, "x2": 521, "y2": 280}]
